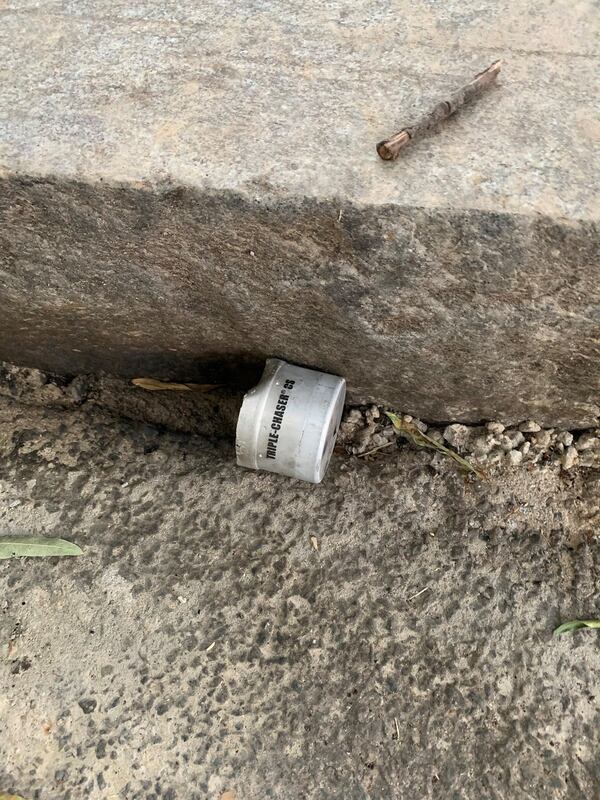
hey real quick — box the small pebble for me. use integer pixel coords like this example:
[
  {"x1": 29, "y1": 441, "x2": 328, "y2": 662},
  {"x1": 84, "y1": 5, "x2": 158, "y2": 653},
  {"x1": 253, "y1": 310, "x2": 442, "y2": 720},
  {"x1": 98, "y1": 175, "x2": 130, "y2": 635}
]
[
  {"x1": 78, "y1": 698, "x2": 97, "y2": 714},
  {"x1": 443, "y1": 424, "x2": 471, "y2": 450},
  {"x1": 370, "y1": 434, "x2": 389, "y2": 448},
  {"x1": 23, "y1": 368, "x2": 48, "y2": 389},
  {"x1": 66, "y1": 375, "x2": 90, "y2": 403},
  {"x1": 519, "y1": 420, "x2": 541, "y2": 433},
  {"x1": 43, "y1": 383, "x2": 66, "y2": 403},
  {"x1": 561, "y1": 446, "x2": 578, "y2": 470},
  {"x1": 579, "y1": 451, "x2": 600, "y2": 467},
  {"x1": 575, "y1": 432, "x2": 599, "y2": 451},
  {"x1": 486, "y1": 422, "x2": 505, "y2": 435},
  {"x1": 520, "y1": 441, "x2": 531, "y2": 456},
  {"x1": 398, "y1": 414, "x2": 426, "y2": 433},
  {"x1": 498, "y1": 431, "x2": 525, "y2": 451},
  {"x1": 532, "y1": 430, "x2": 552, "y2": 450},
  {"x1": 472, "y1": 435, "x2": 495, "y2": 456},
  {"x1": 345, "y1": 409, "x2": 363, "y2": 424},
  {"x1": 338, "y1": 409, "x2": 364, "y2": 445},
  {"x1": 557, "y1": 431, "x2": 573, "y2": 447},
  {"x1": 365, "y1": 405, "x2": 380, "y2": 424},
  {"x1": 506, "y1": 450, "x2": 523, "y2": 466}
]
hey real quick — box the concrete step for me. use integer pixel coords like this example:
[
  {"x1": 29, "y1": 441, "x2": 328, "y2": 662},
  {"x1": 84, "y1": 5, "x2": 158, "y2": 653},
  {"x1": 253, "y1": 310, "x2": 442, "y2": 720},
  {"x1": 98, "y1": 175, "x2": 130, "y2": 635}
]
[{"x1": 1, "y1": 1, "x2": 598, "y2": 426}]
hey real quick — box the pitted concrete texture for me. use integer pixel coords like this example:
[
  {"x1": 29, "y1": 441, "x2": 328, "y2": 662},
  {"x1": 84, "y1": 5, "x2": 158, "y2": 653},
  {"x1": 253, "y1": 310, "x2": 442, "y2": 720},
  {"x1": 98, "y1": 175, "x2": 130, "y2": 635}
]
[
  {"x1": 1, "y1": 395, "x2": 600, "y2": 799},
  {"x1": 1, "y1": 1, "x2": 599, "y2": 426}
]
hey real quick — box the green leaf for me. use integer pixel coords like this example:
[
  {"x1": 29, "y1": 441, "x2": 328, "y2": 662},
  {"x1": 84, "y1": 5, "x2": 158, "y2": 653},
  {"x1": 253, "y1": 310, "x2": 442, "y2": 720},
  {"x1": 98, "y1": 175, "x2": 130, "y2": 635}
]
[
  {"x1": 385, "y1": 412, "x2": 486, "y2": 480},
  {"x1": 0, "y1": 537, "x2": 83, "y2": 560},
  {"x1": 554, "y1": 619, "x2": 600, "y2": 637}
]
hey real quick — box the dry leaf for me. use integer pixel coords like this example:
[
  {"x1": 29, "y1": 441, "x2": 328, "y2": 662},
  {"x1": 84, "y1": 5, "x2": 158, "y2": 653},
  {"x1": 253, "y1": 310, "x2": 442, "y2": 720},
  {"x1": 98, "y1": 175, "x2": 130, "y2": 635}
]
[
  {"x1": 0, "y1": 793, "x2": 28, "y2": 800},
  {"x1": 310, "y1": 536, "x2": 319, "y2": 552},
  {"x1": 385, "y1": 412, "x2": 485, "y2": 479},
  {"x1": 220, "y1": 792, "x2": 236, "y2": 800},
  {"x1": 132, "y1": 378, "x2": 221, "y2": 392}
]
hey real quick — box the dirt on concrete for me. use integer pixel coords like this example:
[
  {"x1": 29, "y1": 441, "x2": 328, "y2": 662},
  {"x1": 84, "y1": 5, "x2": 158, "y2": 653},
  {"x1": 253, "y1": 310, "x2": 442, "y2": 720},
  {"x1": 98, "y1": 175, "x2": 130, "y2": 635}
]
[
  {"x1": 2, "y1": 360, "x2": 598, "y2": 473},
  {"x1": 1, "y1": 382, "x2": 599, "y2": 799}
]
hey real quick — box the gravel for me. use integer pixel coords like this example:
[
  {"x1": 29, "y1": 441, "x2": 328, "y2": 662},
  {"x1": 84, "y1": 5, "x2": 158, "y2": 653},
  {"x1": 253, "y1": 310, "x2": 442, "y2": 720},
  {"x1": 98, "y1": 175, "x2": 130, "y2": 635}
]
[
  {"x1": 519, "y1": 420, "x2": 542, "y2": 433},
  {"x1": 442, "y1": 423, "x2": 472, "y2": 450},
  {"x1": 498, "y1": 431, "x2": 525, "y2": 451},
  {"x1": 576, "y1": 432, "x2": 600, "y2": 451},
  {"x1": 561, "y1": 446, "x2": 579, "y2": 470},
  {"x1": 558, "y1": 431, "x2": 574, "y2": 447},
  {"x1": 506, "y1": 449, "x2": 523, "y2": 466},
  {"x1": 339, "y1": 409, "x2": 599, "y2": 472},
  {"x1": 532, "y1": 430, "x2": 553, "y2": 450}
]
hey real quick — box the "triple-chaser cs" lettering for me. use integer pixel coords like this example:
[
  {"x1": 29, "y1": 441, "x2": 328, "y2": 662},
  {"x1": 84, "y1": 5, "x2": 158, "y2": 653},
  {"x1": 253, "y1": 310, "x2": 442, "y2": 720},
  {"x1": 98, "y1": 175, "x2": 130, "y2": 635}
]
[{"x1": 266, "y1": 379, "x2": 295, "y2": 459}]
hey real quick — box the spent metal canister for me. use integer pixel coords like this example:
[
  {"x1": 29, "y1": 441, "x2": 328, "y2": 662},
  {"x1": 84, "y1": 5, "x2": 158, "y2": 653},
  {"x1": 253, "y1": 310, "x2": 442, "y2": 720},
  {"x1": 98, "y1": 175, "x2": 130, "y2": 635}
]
[{"x1": 235, "y1": 359, "x2": 346, "y2": 483}]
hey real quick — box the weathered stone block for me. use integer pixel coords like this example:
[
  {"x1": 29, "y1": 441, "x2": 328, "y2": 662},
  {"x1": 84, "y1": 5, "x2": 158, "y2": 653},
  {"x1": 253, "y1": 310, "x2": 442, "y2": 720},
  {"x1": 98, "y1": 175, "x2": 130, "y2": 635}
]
[{"x1": 1, "y1": 1, "x2": 598, "y2": 426}]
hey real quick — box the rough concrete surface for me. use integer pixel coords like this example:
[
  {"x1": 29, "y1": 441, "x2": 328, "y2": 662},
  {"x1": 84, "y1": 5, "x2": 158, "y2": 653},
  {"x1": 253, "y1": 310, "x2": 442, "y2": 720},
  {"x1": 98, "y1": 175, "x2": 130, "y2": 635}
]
[
  {"x1": 1, "y1": 393, "x2": 600, "y2": 800},
  {"x1": 1, "y1": 0, "x2": 598, "y2": 216},
  {"x1": 1, "y1": 1, "x2": 599, "y2": 426}
]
